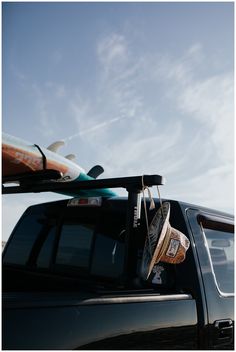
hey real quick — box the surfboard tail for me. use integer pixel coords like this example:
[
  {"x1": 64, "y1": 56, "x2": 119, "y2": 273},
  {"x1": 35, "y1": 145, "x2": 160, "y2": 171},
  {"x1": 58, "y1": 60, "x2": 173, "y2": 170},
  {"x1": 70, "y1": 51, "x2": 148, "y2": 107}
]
[{"x1": 2, "y1": 132, "x2": 116, "y2": 198}]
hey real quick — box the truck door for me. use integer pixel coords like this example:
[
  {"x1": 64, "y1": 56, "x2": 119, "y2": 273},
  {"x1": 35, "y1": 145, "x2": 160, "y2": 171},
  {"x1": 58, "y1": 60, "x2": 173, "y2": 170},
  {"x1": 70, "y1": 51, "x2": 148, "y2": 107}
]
[{"x1": 187, "y1": 209, "x2": 234, "y2": 349}]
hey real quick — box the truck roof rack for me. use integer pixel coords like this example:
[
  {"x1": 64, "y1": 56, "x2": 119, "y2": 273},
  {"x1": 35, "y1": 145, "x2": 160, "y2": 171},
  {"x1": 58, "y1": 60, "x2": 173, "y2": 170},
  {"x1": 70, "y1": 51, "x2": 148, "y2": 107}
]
[
  {"x1": 2, "y1": 169, "x2": 62, "y2": 186},
  {"x1": 2, "y1": 174, "x2": 164, "y2": 194}
]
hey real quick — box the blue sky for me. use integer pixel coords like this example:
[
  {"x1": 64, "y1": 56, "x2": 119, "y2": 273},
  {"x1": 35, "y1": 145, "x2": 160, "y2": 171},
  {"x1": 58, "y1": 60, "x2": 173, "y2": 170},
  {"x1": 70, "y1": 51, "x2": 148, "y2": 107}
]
[{"x1": 2, "y1": 2, "x2": 234, "y2": 240}]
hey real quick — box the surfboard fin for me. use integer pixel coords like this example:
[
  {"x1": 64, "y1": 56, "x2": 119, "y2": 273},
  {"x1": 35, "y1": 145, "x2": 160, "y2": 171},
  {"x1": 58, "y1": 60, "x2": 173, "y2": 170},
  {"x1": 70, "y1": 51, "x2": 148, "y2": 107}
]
[
  {"x1": 65, "y1": 154, "x2": 76, "y2": 161},
  {"x1": 47, "y1": 141, "x2": 65, "y2": 152},
  {"x1": 87, "y1": 165, "x2": 104, "y2": 179}
]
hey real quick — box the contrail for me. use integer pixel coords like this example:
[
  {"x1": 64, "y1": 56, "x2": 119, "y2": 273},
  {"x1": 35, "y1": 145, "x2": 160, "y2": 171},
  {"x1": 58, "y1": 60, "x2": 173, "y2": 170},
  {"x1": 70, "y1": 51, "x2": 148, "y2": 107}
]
[{"x1": 63, "y1": 114, "x2": 128, "y2": 143}]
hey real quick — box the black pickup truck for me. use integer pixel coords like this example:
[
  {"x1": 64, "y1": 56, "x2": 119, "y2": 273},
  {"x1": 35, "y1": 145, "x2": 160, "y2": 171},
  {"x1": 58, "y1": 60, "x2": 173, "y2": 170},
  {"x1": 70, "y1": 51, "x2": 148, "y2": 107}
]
[{"x1": 2, "y1": 175, "x2": 234, "y2": 350}]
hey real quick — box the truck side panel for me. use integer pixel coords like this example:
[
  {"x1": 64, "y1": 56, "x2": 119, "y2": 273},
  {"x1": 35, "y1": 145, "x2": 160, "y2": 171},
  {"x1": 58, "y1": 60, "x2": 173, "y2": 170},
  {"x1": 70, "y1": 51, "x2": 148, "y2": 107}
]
[{"x1": 3, "y1": 293, "x2": 197, "y2": 350}]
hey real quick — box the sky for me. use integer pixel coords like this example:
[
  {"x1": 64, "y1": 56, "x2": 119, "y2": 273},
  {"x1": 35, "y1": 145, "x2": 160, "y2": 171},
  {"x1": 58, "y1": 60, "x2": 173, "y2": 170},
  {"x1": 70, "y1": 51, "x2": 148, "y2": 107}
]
[{"x1": 2, "y1": 2, "x2": 234, "y2": 241}]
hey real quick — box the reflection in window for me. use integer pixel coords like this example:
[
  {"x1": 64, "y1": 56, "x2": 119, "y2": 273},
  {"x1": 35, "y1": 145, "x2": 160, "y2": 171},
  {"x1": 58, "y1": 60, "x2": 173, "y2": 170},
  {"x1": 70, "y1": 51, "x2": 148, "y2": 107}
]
[
  {"x1": 3, "y1": 214, "x2": 44, "y2": 266},
  {"x1": 91, "y1": 233, "x2": 125, "y2": 278},
  {"x1": 55, "y1": 223, "x2": 94, "y2": 268},
  {"x1": 37, "y1": 226, "x2": 57, "y2": 268},
  {"x1": 204, "y1": 227, "x2": 234, "y2": 293}
]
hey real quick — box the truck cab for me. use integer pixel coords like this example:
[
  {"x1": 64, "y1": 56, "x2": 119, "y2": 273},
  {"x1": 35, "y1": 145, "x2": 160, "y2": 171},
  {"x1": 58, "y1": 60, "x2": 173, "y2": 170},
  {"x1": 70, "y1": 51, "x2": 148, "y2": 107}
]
[{"x1": 2, "y1": 194, "x2": 234, "y2": 350}]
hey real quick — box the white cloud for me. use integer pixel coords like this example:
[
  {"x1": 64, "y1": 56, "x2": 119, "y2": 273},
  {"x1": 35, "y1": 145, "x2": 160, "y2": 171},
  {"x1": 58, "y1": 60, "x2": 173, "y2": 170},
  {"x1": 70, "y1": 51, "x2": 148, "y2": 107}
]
[
  {"x1": 97, "y1": 33, "x2": 128, "y2": 68},
  {"x1": 6, "y1": 33, "x2": 233, "y2": 230},
  {"x1": 177, "y1": 74, "x2": 234, "y2": 163},
  {"x1": 69, "y1": 34, "x2": 235, "y2": 212},
  {"x1": 147, "y1": 43, "x2": 233, "y2": 208},
  {"x1": 165, "y1": 163, "x2": 234, "y2": 213}
]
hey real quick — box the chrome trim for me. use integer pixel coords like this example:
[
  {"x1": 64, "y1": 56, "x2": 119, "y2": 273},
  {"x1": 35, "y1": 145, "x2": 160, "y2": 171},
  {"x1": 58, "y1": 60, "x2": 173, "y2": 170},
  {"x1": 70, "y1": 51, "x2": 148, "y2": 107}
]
[
  {"x1": 80, "y1": 293, "x2": 193, "y2": 306},
  {"x1": 3, "y1": 293, "x2": 193, "y2": 309}
]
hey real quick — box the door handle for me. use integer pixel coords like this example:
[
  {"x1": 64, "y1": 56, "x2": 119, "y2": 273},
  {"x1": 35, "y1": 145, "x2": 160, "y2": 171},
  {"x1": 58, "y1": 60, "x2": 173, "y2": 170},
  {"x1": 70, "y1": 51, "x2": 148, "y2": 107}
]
[{"x1": 214, "y1": 319, "x2": 233, "y2": 340}]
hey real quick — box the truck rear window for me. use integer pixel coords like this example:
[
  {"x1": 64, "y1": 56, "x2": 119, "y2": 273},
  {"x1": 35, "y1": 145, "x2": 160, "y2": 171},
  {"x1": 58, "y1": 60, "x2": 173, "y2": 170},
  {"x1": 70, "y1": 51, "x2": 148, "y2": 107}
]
[
  {"x1": 55, "y1": 223, "x2": 94, "y2": 270},
  {"x1": 3, "y1": 201, "x2": 127, "y2": 288},
  {"x1": 3, "y1": 213, "x2": 46, "y2": 266},
  {"x1": 53, "y1": 208, "x2": 126, "y2": 280}
]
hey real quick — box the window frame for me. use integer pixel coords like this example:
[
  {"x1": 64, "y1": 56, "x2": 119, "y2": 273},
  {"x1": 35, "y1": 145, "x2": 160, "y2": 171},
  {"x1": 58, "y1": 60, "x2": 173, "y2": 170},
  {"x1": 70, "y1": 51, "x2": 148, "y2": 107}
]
[{"x1": 198, "y1": 214, "x2": 234, "y2": 296}]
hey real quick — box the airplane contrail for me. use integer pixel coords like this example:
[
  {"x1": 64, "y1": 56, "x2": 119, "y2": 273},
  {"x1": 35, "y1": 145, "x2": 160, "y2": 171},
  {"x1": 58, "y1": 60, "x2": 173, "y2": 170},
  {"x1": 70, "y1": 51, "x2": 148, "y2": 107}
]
[{"x1": 63, "y1": 114, "x2": 128, "y2": 143}]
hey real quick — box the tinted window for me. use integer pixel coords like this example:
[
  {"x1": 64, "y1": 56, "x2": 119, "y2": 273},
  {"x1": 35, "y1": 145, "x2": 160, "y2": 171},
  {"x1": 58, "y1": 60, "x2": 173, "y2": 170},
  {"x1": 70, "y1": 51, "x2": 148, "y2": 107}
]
[
  {"x1": 53, "y1": 206, "x2": 126, "y2": 282},
  {"x1": 37, "y1": 225, "x2": 57, "y2": 268},
  {"x1": 55, "y1": 223, "x2": 94, "y2": 269},
  {"x1": 3, "y1": 214, "x2": 44, "y2": 265},
  {"x1": 91, "y1": 233, "x2": 125, "y2": 278},
  {"x1": 91, "y1": 207, "x2": 126, "y2": 280},
  {"x1": 204, "y1": 227, "x2": 234, "y2": 293}
]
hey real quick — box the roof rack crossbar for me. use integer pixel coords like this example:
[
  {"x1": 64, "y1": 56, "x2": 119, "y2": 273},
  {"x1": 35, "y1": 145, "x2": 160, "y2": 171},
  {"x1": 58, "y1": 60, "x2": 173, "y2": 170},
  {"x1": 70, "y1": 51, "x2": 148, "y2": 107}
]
[
  {"x1": 3, "y1": 170, "x2": 62, "y2": 184},
  {"x1": 2, "y1": 174, "x2": 165, "y2": 195}
]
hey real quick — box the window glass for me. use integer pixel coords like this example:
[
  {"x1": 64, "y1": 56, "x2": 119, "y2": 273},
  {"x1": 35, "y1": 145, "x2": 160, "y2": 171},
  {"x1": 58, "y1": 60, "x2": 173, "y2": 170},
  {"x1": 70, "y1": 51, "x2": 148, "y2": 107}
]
[
  {"x1": 204, "y1": 227, "x2": 234, "y2": 293},
  {"x1": 3, "y1": 214, "x2": 44, "y2": 266},
  {"x1": 37, "y1": 226, "x2": 57, "y2": 268},
  {"x1": 54, "y1": 207, "x2": 126, "y2": 281},
  {"x1": 55, "y1": 223, "x2": 94, "y2": 269},
  {"x1": 91, "y1": 209, "x2": 126, "y2": 279},
  {"x1": 91, "y1": 233, "x2": 125, "y2": 278}
]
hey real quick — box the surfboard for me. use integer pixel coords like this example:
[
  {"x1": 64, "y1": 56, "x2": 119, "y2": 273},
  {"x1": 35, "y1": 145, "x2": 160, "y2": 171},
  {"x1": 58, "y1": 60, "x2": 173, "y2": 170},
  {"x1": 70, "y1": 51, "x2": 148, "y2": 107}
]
[{"x1": 2, "y1": 132, "x2": 116, "y2": 198}]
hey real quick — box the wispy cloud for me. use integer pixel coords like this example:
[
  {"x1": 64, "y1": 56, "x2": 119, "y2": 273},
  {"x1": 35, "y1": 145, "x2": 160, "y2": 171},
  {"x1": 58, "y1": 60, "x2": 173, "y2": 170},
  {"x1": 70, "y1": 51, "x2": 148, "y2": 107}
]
[
  {"x1": 10, "y1": 33, "x2": 233, "y2": 213},
  {"x1": 70, "y1": 33, "x2": 233, "y2": 211},
  {"x1": 63, "y1": 114, "x2": 130, "y2": 142},
  {"x1": 177, "y1": 74, "x2": 233, "y2": 162},
  {"x1": 97, "y1": 33, "x2": 129, "y2": 77}
]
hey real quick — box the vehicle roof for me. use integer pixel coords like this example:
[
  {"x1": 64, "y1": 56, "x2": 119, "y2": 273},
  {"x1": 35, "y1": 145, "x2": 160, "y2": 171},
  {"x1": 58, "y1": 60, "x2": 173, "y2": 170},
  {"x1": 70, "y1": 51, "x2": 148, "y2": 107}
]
[{"x1": 26, "y1": 195, "x2": 234, "y2": 219}]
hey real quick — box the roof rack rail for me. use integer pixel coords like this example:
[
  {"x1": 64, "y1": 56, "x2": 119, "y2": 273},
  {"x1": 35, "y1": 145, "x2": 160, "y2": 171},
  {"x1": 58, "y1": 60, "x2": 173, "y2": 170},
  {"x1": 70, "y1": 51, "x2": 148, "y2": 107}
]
[
  {"x1": 2, "y1": 169, "x2": 62, "y2": 185},
  {"x1": 2, "y1": 174, "x2": 165, "y2": 194}
]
